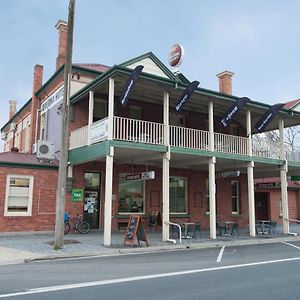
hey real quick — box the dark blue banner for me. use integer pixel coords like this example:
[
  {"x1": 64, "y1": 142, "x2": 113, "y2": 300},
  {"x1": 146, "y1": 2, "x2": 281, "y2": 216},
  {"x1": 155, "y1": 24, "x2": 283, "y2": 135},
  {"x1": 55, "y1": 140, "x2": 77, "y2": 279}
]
[
  {"x1": 255, "y1": 103, "x2": 285, "y2": 132},
  {"x1": 119, "y1": 65, "x2": 144, "y2": 106},
  {"x1": 175, "y1": 80, "x2": 200, "y2": 112},
  {"x1": 220, "y1": 97, "x2": 251, "y2": 128}
]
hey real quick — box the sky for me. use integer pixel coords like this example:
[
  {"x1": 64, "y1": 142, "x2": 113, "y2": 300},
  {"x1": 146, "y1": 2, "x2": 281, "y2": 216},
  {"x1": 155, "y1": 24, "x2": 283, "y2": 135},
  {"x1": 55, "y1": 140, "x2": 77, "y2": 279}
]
[{"x1": 1, "y1": 0, "x2": 300, "y2": 149}]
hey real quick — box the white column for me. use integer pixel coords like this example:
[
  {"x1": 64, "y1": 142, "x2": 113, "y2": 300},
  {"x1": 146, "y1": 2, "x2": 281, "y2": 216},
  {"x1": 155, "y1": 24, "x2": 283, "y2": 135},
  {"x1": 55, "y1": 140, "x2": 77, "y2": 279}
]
[
  {"x1": 87, "y1": 90, "x2": 94, "y2": 145},
  {"x1": 104, "y1": 146, "x2": 114, "y2": 246},
  {"x1": 208, "y1": 101, "x2": 216, "y2": 239},
  {"x1": 108, "y1": 78, "x2": 115, "y2": 140},
  {"x1": 279, "y1": 118, "x2": 289, "y2": 234},
  {"x1": 246, "y1": 110, "x2": 256, "y2": 236},
  {"x1": 162, "y1": 91, "x2": 170, "y2": 241},
  {"x1": 103, "y1": 77, "x2": 115, "y2": 246}
]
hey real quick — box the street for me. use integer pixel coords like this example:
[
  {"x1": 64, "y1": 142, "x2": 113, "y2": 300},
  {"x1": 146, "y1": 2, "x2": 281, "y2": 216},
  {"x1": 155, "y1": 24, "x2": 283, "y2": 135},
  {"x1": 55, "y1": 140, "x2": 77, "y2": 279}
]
[{"x1": 1, "y1": 241, "x2": 300, "y2": 299}]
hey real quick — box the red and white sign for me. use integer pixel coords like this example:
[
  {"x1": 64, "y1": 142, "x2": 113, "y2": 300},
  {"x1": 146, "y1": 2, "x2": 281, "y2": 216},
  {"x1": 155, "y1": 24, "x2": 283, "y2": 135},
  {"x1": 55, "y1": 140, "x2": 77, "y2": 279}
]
[{"x1": 168, "y1": 44, "x2": 184, "y2": 68}]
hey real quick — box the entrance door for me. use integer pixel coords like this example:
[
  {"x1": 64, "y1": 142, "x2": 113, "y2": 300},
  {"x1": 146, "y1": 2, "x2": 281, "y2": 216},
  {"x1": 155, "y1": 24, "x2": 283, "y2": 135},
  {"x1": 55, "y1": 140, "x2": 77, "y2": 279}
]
[
  {"x1": 83, "y1": 172, "x2": 101, "y2": 229},
  {"x1": 255, "y1": 192, "x2": 269, "y2": 220}
]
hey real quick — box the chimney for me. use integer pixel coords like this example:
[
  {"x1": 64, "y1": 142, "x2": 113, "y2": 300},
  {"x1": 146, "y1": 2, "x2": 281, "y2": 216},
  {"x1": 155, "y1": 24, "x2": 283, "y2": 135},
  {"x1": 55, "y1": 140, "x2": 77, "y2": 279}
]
[
  {"x1": 216, "y1": 71, "x2": 234, "y2": 95},
  {"x1": 9, "y1": 100, "x2": 17, "y2": 120},
  {"x1": 55, "y1": 20, "x2": 68, "y2": 70},
  {"x1": 29, "y1": 64, "x2": 43, "y2": 153}
]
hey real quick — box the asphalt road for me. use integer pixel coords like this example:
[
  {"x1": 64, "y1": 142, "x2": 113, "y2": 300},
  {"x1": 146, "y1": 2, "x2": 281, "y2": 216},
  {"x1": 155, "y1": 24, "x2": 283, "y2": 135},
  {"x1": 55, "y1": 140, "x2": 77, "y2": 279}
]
[{"x1": 1, "y1": 240, "x2": 300, "y2": 299}]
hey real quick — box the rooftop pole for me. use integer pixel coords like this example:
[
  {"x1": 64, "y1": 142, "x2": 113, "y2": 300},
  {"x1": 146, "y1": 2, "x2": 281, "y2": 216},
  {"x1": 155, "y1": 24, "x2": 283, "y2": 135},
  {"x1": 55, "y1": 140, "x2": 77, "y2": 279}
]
[{"x1": 54, "y1": 0, "x2": 75, "y2": 249}]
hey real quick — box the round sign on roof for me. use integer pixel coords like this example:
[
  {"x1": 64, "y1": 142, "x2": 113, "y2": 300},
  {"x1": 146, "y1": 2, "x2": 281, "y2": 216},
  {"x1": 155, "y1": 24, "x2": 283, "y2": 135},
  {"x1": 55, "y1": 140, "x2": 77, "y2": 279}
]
[{"x1": 168, "y1": 44, "x2": 184, "y2": 68}]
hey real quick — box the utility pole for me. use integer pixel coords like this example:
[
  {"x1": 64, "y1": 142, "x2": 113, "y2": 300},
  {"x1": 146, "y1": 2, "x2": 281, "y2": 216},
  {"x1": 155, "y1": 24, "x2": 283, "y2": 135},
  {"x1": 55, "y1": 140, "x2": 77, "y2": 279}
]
[{"x1": 54, "y1": 0, "x2": 75, "y2": 249}]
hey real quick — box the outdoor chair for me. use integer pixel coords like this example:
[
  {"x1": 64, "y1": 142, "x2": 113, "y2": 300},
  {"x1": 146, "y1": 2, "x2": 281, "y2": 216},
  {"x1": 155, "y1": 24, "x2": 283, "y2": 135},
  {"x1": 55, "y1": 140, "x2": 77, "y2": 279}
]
[
  {"x1": 169, "y1": 223, "x2": 184, "y2": 238},
  {"x1": 216, "y1": 222, "x2": 226, "y2": 236},
  {"x1": 187, "y1": 223, "x2": 201, "y2": 239},
  {"x1": 264, "y1": 221, "x2": 278, "y2": 235},
  {"x1": 255, "y1": 223, "x2": 263, "y2": 234},
  {"x1": 230, "y1": 222, "x2": 239, "y2": 236}
]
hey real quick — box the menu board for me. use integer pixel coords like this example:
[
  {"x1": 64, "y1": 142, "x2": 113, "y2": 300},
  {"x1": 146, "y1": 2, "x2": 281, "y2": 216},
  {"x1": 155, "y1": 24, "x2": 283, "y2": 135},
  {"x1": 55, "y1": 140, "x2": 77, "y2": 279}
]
[{"x1": 124, "y1": 215, "x2": 148, "y2": 247}]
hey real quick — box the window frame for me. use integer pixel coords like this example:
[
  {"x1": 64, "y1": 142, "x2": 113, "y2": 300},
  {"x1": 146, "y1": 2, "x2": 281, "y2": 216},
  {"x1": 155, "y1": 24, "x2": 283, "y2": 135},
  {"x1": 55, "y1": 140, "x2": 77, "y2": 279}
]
[
  {"x1": 231, "y1": 180, "x2": 240, "y2": 214},
  {"x1": 118, "y1": 173, "x2": 145, "y2": 215},
  {"x1": 169, "y1": 176, "x2": 188, "y2": 214},
  {"x1": 4, "y1": 174, "x2": 34, "y2": 217}
]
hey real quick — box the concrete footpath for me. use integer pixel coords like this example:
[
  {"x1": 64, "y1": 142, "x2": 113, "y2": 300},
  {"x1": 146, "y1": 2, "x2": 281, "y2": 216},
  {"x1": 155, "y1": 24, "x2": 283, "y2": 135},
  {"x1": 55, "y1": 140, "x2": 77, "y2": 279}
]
[{"x1": 1, "y1": 225, "x2": 300, "y2": 265}]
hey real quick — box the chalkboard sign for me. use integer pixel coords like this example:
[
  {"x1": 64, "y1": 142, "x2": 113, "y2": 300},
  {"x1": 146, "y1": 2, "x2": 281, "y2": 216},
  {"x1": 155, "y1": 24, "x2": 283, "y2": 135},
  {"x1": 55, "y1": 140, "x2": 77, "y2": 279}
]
[{"x1": 124, "y1": 215, "x2": 148, "y2": 247}]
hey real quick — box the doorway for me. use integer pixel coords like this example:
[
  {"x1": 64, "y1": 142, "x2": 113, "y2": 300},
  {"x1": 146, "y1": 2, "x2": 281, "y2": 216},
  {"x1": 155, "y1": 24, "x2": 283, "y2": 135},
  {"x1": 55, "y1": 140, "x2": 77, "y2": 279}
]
[
  {"x1": 255, "y1": 192, "x2": 269, "y2": 220},
  {"x1": 84, "y1": 172, "x2": 101, "y2": 229}
]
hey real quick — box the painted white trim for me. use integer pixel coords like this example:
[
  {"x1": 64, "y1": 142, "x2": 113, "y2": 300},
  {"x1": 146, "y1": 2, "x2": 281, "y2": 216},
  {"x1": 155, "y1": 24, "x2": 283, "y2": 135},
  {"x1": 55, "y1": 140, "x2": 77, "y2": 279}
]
[{"x1": 4, "y1": 174, "x2": 34, "y2": 217}]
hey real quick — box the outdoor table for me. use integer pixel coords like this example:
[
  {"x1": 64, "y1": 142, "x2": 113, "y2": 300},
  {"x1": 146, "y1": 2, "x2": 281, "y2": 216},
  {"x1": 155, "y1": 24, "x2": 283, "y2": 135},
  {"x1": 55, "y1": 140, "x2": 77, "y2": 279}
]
[{"x1": 182, "y1": 222, "x2": 195, "y2": 239}]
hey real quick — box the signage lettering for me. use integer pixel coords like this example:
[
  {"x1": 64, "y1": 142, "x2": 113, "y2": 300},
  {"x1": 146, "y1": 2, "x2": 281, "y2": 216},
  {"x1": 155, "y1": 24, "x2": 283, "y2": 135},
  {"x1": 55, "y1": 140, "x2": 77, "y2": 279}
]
[
  {"x1": 41, "y1": 85, "x2": 64, "y2": 114},
  {"x1": 175, "y1": 81, "x2": 200, "y2": 113}
]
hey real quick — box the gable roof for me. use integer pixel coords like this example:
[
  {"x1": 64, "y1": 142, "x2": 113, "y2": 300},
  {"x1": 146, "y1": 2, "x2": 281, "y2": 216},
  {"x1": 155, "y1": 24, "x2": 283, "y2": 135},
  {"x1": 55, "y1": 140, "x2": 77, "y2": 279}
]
[
  {"x1": 284, "y1": 99, "x2": 300, "y2": 110},
  {"x1": 119, "y1": 52, "x2": 182, "y2": 83}
]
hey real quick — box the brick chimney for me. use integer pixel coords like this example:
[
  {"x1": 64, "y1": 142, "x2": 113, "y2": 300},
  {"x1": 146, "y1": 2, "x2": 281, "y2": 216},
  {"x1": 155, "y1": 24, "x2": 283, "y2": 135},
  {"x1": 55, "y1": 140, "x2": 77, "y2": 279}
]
[
  {"x1": 29, "y1": 64, "x2": 43, "y2": 153},
  {"x1": 9, "y1": 100, "x2": 17, "y2": 120},
  {"x1": 55, "y1": 20, "x2": 68, "y2": 70},
  {"x1": 216, "y1": 71, "x2": 234, "y2": 95}
]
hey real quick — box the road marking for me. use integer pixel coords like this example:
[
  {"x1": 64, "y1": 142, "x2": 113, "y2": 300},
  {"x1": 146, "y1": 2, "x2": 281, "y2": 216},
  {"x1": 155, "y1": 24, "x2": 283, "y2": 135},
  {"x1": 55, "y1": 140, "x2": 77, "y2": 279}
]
[
  {"x1": 282, "y1": 241, "x2": 300, "y2": 250},
  {"x1": 216, "y1": 246, "x2": 225, "y2": 263},
  {"x1": 2, "y1": 256, "x2": 300, "y2": 298}
]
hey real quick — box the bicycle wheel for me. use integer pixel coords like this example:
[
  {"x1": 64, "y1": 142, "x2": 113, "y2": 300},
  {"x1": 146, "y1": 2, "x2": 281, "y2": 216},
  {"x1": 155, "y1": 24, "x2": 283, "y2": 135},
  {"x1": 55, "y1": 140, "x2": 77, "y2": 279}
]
[
  {"x1": 64, "y1": 222, "x2": 70, "y2": 235},
  {"x1": 78, "y1": 221, "x2": 90, "y2": 234}
]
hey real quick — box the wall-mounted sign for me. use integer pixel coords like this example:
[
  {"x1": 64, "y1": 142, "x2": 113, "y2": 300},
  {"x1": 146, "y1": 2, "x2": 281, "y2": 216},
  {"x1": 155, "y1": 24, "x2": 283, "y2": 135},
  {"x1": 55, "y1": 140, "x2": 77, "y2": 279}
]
[
  {"x1": 291, "y1": 175, "x2": 300, "y2": 181},
  {"x1": 220, "y1": 171, "x2": 240, "y2": 178},
  {"x1": 126, "y1": 171, "x2": 155, "y2": 181},
  {"x1": 72, "y1": 188, "x2": 84, "y2": 202},
  {"x1": 90, "y1": 118, "x2": 109, "y2": 144},
  {"x1": 40, "y1": 85, "x2": 64, "y2": 114},
  {"x1": 168, "y1": 44, "x2": 184, "y2": 68},
  {"x1": 255, "y1": 182, "x2": 280, "y2": 188}
]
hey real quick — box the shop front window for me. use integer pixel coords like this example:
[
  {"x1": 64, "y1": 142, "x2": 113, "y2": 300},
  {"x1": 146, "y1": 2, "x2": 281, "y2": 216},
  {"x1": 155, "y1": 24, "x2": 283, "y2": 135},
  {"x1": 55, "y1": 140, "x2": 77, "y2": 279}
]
[
  {"x1": 118, "y1": 174, "x2": 144, "y2": 213},
  {"x1": 170, "y1": 177, "x2": 187, "y2": 213}
]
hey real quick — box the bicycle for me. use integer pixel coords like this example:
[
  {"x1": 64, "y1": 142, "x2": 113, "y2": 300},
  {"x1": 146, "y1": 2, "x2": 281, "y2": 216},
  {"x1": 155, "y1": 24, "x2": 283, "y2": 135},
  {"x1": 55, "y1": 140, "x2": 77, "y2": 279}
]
[{"x1": 64, "y1": 213, "x2": 90, "y2": 235}]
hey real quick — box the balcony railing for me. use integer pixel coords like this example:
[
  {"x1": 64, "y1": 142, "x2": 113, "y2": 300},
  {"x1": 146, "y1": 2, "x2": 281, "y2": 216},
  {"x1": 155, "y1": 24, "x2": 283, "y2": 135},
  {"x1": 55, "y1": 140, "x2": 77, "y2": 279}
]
[
  {"x1": 113, "y1": 116, "x2": 164, "y2": 144},
  {"x1": 69, "y1": 116, "x2": 283, "y2": 160}
]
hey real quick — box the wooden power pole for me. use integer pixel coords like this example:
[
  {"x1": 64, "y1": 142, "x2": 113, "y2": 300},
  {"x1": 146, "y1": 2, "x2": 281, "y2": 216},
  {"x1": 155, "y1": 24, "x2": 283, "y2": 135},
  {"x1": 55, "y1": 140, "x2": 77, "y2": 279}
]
[{"x1": 54, "y1": 0, "x2": 75, "y2": 249}]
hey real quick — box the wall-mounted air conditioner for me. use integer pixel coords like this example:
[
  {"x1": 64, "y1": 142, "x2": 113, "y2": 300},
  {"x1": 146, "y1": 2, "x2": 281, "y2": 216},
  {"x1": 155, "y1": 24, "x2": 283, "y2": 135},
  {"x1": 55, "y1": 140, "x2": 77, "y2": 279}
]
[{"x1": 36, "y1": 140, "x2": 55, "y2": 161}]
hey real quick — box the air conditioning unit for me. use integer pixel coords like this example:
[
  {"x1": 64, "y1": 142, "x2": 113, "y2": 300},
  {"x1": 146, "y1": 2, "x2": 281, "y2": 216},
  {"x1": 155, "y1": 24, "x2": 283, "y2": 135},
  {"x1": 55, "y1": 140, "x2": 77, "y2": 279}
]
[{"x1": 36, "y1": 140, "x2": 55, "y2": 160}]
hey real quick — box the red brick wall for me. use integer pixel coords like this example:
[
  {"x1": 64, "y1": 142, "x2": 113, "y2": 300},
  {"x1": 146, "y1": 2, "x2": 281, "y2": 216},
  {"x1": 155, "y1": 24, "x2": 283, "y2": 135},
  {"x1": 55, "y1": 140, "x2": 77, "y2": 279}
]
[{"x1": 0, "y1": 167, "x2": 58, "y2": 232}]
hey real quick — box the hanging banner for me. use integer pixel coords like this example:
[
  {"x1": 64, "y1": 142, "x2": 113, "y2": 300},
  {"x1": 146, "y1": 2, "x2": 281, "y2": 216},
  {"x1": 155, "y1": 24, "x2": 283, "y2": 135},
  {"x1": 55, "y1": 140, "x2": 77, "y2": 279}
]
[
  {"x1": 175, "y1": 80, "x2": 200, "y2": 112},
  {"x1": 119, "y1": 65, "x2": 144, "y2": 107},
  {"x1": 220, "y1": 97, "x2": 251, "y2": 128},
  {"x1": 254, "y1": 103, "x2": 285, "y2": 133}
]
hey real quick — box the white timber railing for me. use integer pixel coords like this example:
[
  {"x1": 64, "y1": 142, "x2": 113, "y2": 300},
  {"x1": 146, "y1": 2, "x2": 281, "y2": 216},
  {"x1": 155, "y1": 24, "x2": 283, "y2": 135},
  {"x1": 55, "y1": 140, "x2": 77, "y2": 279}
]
[
  {"x1": 69, "y1": 124, "x2": 88, "y2": 150},
  {"x1": 113, "y1": 116, "x2": 165, "y2": 144},
  {"x1": 170, "y1": 125, "x2": 209, "y2": 150},
  {"x1": 214, "y1": 132, "x2": 248, "y2": 155},
  {"x1": 69, "y1": 117, "x2": 285, "y2": 161}
]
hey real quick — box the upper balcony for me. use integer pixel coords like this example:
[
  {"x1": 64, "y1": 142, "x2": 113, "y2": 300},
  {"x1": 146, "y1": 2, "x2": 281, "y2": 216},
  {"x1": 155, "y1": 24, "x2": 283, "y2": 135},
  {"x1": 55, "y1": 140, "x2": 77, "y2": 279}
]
[{"x1": 69, "y1": 116, "x2": 283, "y2": 160}]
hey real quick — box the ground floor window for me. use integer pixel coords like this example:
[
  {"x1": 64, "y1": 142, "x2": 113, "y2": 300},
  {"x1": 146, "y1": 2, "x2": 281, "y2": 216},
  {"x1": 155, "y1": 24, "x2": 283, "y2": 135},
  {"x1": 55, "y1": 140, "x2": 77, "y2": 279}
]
[
  {"x1": 231, "y1": 180, "x2": 240, "y2": 214},
  {"x1": 170, "y1": 177, "x2": 187, "y2": 213},
  {"x1": 118, "y1": 174, "x2": 144, "y2": 213},
  {"x1": 4, "y1": 175, "x2": 34, "y2": 216}
]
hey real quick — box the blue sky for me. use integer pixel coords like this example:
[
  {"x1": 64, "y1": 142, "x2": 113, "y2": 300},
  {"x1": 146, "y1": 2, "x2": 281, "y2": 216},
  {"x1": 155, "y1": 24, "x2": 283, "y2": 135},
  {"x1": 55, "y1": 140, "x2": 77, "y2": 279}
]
[{"x1": 1, "y1": 0, "x2": 300, "y2": 148}]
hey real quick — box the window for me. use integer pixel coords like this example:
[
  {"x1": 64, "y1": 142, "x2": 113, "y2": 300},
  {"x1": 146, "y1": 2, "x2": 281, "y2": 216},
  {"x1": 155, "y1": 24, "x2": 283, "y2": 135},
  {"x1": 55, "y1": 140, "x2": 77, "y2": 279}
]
[
  {"x1": 231, "y1": 181, "x2": 240, "y2": 214},
  {"x1": 85, "y1": 172, "x2": 100, "y2": 189},
  {"x1": 170, "y1": 177, "x2": 187, "y2": 213},
  {"x1": 129, "y1": 106, "x2": 142, "y2": 120},
  {"x1": 5, "y1": 175, "x2": 34, "y2": 216},
  {"x1": 118, "y1": 174, "x2": 144, "y2": 213}
]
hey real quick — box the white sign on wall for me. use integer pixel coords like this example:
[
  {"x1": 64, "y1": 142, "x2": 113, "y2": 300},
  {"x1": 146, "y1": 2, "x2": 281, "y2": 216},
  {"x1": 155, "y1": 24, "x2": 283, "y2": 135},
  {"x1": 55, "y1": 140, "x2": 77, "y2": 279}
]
[
  {"x1": 40, "y1": 85, "x2": 64, "y2": 114},
  {"x1": 90, "y1": 118, "x2": 109, "y2": 143}
]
